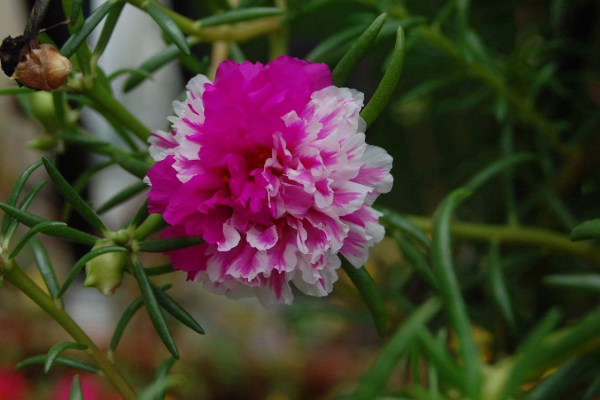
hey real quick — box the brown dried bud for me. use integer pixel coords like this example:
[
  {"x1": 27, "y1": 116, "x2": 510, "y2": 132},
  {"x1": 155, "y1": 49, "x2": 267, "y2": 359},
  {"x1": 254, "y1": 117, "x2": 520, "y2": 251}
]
[
  {"x1": 1, "y1": 35, "x2": 71, "y2": 92},
  {"x1": 13, "y1": 44, "x2": 72, "y2": 92}
]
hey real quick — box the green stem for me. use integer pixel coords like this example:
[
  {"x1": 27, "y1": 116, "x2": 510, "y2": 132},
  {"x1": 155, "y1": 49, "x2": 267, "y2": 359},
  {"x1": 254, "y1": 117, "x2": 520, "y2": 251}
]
[
  {"x1": 2, "y1": 262, "x2": 137, "y2": 400},
  {"x1": 83, "y1": 87, "x2": 150, "y2": 141},
  {"x1": 135, "y1": 214, "x2": 166, "y2": 241},
  {"x1": 269, "y1": 0, "x2": 289, "y2": 60},
  {"x1": 123, "y1": 0, "x2": 282, "y2": 42},
  {"x1": 396, "y1": 215, "x2": 600, "y2": 266}
]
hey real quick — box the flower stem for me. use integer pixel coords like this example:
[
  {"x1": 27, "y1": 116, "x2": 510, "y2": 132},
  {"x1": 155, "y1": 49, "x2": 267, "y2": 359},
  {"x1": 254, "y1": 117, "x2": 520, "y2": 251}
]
[
  {"x1": 397, "y1": 215, "x2": 600, "y2": 266},
  {"x1": 122, "y1": 0, "x2": 282, "y2": 42},
  {"x1": 83, "y1": 87, "x2": 150, "y2": 141},
  {"x1": 2, "y1": 262, "x2": 138, "y2": 400},
  {"x1": 269, "y1": 0, "x2": 289, "y2": 60},
  {"x1": 135, "y1": 214, "x2": 166, "y2": 241}
]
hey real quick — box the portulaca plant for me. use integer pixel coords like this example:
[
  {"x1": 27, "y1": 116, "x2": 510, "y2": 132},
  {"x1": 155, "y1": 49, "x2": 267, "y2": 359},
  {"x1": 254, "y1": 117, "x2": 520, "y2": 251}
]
[{"x1": 1, "y1": 0, "x2": 600, "y2": 399}]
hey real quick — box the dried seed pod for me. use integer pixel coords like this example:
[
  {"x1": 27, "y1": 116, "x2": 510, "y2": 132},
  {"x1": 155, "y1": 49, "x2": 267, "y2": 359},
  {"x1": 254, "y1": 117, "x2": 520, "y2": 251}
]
[
  {"x1": 14, "y1": 44, "x2": 72, "y2": 91},
  {"x1": 1, "y1": 34, "x2": 72, "y2": 92}
]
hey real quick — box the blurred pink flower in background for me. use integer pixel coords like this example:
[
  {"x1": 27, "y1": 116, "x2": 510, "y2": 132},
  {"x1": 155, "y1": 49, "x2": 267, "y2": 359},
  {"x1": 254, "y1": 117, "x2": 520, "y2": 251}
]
[
  {"x1": 53, "y1": 375, "x2": 121, "y2": 400},
  {"x1": 146, "y1": 56, "x2": 393, "y2": 305},
  {"x1": 0, "y1": 367, "x2": 29, "y2": 400}
]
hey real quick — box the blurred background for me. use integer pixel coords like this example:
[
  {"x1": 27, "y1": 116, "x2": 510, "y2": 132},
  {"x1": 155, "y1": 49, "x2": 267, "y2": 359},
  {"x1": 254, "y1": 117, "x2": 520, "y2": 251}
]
[{"x1": 0, "y1": 0, "x2": 599, "y2": 399}]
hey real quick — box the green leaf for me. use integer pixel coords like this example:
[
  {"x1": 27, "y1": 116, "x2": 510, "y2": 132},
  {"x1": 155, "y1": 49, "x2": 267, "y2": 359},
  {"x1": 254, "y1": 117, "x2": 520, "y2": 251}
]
[
  {"x1": 58, "y1": 246, "x2": 128, "y2": 298},
  {"x1": 30, "y1": 238, "x2": 62, "y2": 303},
  {"x1": 93, "y1": 1, "x2": 126, "y2": 60},
  {"x1": 198, "y1": 7, "x2": 283, "y2": 27},
  {"x1": 132, "y1": 259, "x2": 179, "y2": 359},
  {"x1": 499, "y1": 309, "x2": 562, "y2": 400},
  {"x1": 129, "y1": 199, "x2": 149, "y2": 228},
  {"x1": 68, "y1": 375, "x2": 84, "y2": 400},
  {"x1": 393, "y1": 233, "x2": 436, "y2": 288},
  {"x1": 139, "y1": 375, "x2": 185, "y2": 400},
  {"x1": 62, "y1": 161, "x2": 115, "y2": 221},
  {"x1": 431, "y1": 188, "x2": 480, "y2": 397},
  {"x1": 145, "y1": 263, "x2": 175, "y2": 276},
  {"x1": 340, "y1": 257, "x2": 387, "y2": 337},
  {"x1": 4, "y1": 181, "x2": 47, "y2": 245},
  {"x1": 45, "y1": 342, "x2": 88, "y2": 374},
  {"x1": 138, "y1": 237, "x2": 204, "y2": 253},
  {"x1": 230, "y1": 43, "x2": 246, "y2": 63},
  {"x1": 108, "y1": 68, "x2": 154, "y2": 82},
  {"x1": 0, "y1": 87, "x2": 36, "y2": 96},
  {"x1": 52, "y1": 92, "x2": 67, "y2": 127},
  {"x1": 109, "y1": 284, "x2": 172, "y2": 355},
  {"x1": 305, "y1": 26, "x2": 364, "y2": 63},
  {"x1": 413, "y1": 327, "x2": 465, "y2": 391},
  {"x1": 57, "y1": 131, "x2": 109, "y2": 149},
  {"x1": 42, "y1": 157, "x2": 107, "y2": 233},
  {"x1": 61, "y1": 0, "x2": 116, "y2": 59},
  {"x1": 10, "y1": 221, "x2": 67, "y2": 259},
  {"x1": 135, "y1": 214, "x2": 166, "y2": 241},
  {"x1": 1, "y1": 160, "x2": 43, "y2": 237},
  {"x1": 144, "y1": 3, "x2": 190, "y2": 55},
  {"x1": 525, "y1": 357, "x2": 595, "y2": 400},
  {"x1": 360, "y1": 27, "x2": 406, "y2": 127},
  {"x1": 379, "y1": 208, "x2": 431, "y2": 250},
  {"x1": 543, "y1": 274, "x2": 600, "y2": 294},
  {"x1": 123, "y1": 41, "x2": 197, "y2": 92},
  {"x1": 571, "y1": 219, "x2": 600, "y2": 241},
  {"x1": 151, "y1": 282, "x2": 205, "y2": 335},
  {"x1": 536, "y1": 185, "x2": 578, "y2": 231},
  {"x1": 0, "y1": 204, "x2": 99, "y2": 246},
  {"x1": 97, "y1": 181, "x2": 148, "y2": 215},
  {"x1": 153, "y1": 356, "x2": 177, "y2": 400},
  {"x1": 533, "y1": 306, "x2": 600, "y2": 373},
  {"x1": 179, "y1": 54, "x2": 209, "y2": 75},
  {"x1": 69, "y1": 0, "x2": 84, "y2": 25},
  {"x1": 66, "y1": 95, "x2": 139, "y2": 151},
  {"x1": 464, "y1": 153, "x2": 536, "y2": 192},
  {"x1": 332, "y1": 13, "x2": 387, "y2": 87},
  {"x1": 111, "y1": 151, "x2": 152, "y2": 179},
  {"x1": 17, "y1": 355, "x2": 100, "y2": 374},
  {"x1": 487, "y1": 241, "x2": 516, "y2": 331},
  {"x1": 584, "y1": 374, "x2": 600, "y2": 400},
  {"x1": 354, "y1": 299, "x2": 440, "y2": 400}
]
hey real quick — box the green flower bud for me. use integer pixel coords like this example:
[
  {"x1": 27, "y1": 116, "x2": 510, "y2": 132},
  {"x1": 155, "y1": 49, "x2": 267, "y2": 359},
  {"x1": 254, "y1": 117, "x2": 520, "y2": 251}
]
[
  {"x1": 27, "y1": 91, "x2": 58, "y2": 132},
  {"x1": 84, "y1": 239, "x2": 128, "y2": 296},
  {"x1": 26, "y1": 133, "x2": 58, "y2": 150}
]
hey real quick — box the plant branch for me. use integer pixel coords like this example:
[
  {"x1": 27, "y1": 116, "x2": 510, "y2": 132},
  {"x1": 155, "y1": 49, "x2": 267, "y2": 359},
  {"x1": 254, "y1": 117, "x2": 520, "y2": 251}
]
[
  {"x1": 123, "y1": 0, "x2": 282, "y2": 42},
  {"x1": 386, "y1": 214, "x2": 600, "y2": 266},
  {"x1": 2, "y1": 262, "x2": 138, "y2": 400}
]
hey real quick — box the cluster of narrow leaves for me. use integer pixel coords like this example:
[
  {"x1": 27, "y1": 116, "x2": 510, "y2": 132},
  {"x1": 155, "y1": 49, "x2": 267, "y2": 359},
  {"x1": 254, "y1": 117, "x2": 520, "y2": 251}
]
[{"x1": 1, "y1": 157, "x2": 203, "y2": 374}]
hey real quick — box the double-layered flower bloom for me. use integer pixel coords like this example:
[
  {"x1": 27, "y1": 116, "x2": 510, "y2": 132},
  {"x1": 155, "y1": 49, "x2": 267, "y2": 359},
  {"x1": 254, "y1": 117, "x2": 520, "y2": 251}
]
[{"x1": 146, "y1": 56, "x2": 393, "y2": 305}]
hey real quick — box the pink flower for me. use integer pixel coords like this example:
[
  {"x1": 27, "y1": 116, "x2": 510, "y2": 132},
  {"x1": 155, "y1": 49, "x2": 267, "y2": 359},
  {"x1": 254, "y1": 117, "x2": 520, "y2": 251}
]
[
  {"x1": 146, "y1": 56, "x2": 393, "y2": 305},
  {"x1": 0, "y1": 368, "x2": 28, "y2": 400}
]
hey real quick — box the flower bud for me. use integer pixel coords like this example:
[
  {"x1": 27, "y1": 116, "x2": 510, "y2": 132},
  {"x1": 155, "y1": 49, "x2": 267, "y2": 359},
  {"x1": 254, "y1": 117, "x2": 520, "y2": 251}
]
[
  {"x1": 84, "y1": 240, "x2": 128, "y2": 296},
  {"x1": 27, "y1": 91, "x2": 58, "y2": 130},
  {"x1": 26, "y1": 133, "x2": 58, "y2": 150},
  {"x1": 1, "y1": 34, "x2": 71, "y2": 92}
]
